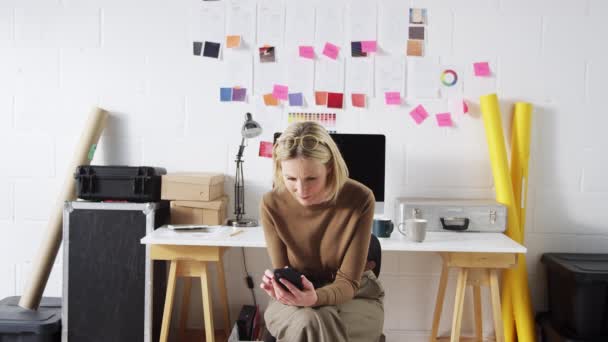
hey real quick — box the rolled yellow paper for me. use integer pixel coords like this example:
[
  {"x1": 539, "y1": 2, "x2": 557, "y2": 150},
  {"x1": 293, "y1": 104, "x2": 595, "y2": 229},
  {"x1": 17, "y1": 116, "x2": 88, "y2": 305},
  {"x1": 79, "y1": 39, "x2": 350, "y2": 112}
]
[{"x1": 480, "y1": 94, "x2": 535, "y2": 342}]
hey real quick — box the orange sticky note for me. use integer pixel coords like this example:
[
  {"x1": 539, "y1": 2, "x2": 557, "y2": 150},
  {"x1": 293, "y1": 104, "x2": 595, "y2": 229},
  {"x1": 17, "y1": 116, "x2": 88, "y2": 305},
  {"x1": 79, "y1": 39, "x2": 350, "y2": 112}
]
[
  {"x1": 315, "y1": 91, "x2": 328, "y2": 106},
  {"x1": 263, "y1": 93, "x2": 278, "y2": 106},
  {"x1": 226, "y1": 35, "x2": 241, "y2": 48},
  {"x1": 352, "y1": 93, "x2": 366, "y2": 108}
]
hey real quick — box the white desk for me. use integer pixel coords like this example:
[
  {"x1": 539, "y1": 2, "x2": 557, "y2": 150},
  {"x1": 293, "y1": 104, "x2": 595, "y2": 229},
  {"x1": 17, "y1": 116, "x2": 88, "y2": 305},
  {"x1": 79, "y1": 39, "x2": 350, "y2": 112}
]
[{"x1": 142, "y1": 227, "x2": 526, "y2": 342}]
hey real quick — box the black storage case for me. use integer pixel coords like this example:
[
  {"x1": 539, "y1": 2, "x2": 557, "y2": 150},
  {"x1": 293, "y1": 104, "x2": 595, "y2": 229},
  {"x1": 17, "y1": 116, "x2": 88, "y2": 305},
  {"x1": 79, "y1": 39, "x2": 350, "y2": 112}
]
[
  {"x1": 0, "y1": 297, "x2": 60, "y2": 342},
  {"x1": 62, "y1": 201, "x2": 169, "y2": 342},
  {"x1": 536, "y1": 312, "x2": 604, "y2": 342},
  {"x1": 541, "y1": 253, "x2": 608, "y2": 339},
  {"x1": 74, "y1": 166, "x2": 166, "y2": 202}
]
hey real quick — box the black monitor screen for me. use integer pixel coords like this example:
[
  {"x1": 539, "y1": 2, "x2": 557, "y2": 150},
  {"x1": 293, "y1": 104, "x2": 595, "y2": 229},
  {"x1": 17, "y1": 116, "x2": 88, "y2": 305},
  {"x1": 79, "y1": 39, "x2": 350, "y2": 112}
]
[{"x1": 273, "y1": 133, "x2": 385, "y2": 201}]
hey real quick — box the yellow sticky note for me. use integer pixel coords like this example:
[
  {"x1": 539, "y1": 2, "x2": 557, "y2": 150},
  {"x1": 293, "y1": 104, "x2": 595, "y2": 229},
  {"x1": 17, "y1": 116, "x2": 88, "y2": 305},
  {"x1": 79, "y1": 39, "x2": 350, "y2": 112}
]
[
  {"x1": 226, "y1": 35, "x2": 241, "y2": 48},
  {"x1": 263, "y1": 93, "x2": 278, "y2": 106}
]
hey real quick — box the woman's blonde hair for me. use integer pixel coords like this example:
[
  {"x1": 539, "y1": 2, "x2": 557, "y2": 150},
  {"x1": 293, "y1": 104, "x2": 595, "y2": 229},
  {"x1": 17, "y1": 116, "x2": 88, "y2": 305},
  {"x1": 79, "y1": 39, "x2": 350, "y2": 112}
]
[{"x1": 272, "y1": 121, "x2": 349, "y2": 202}]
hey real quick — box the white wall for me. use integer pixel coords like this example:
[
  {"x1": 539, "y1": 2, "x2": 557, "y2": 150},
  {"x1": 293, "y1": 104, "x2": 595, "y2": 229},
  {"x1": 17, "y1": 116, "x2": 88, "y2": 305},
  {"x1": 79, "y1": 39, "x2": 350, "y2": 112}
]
[{"x1": 1, "y1": 0, "x2": 608, "y2": 340}]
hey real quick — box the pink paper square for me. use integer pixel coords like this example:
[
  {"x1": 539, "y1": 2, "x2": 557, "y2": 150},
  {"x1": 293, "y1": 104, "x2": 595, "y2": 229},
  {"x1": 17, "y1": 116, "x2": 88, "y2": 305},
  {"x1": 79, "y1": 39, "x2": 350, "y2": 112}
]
[
  {"x1": 352, "y1": 93, "x2": 366, "y2": 108},
  {"x1": 473, "y1": 62, "x2": 491, "y2": 77},
  {"x1": 436, "y1": 112, "x2": 453, "y2": 127},
  {"x1": 259, "y1": 141, "x2": 273, "y2": 158},
  {"x1": 361, "y1": 41, "x2": 377, "y2": 53},
  {"x1": 385, "y1": 92, "x2": 401, "y2": 105},
  {"x1": 409, "y1": 104, "x2": 429, "y2": 125},
  {"x1": 299, "y1": 46, "x2": 314, "y2": 59},
  {"x1": 463, "y1": 100, "x2": 469, "y2": 114},
  {"x1": 323, "y1": 42, "x2": 340, "y2": 60},
  {"x1": 272, "y1": 84, "x2": 288, "y2": 100}
]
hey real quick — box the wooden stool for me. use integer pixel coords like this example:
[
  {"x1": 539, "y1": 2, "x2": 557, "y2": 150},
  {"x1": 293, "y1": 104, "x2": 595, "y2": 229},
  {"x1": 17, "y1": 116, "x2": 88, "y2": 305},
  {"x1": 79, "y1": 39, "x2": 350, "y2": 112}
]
[
  {"x1": 430, "y1": 252, "x2": 517, "y2": 342},
  {"x1": 150, "y1": 245, "x2": 231, "y2": 342}
]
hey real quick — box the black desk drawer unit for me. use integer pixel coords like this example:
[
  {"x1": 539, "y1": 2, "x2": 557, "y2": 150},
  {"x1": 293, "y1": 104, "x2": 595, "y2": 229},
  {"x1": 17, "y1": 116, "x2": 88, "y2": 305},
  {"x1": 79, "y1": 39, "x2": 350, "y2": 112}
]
[{"x1": 62, "y1": 202, "x2": 168, "y2": 342}]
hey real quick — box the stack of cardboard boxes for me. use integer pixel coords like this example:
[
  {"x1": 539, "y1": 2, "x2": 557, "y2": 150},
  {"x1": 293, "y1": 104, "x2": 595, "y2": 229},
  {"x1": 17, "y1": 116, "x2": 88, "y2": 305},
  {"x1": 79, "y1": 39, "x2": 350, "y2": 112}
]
[{"x1": 161, "y1": 172, "x2": 228, "y2": 225}]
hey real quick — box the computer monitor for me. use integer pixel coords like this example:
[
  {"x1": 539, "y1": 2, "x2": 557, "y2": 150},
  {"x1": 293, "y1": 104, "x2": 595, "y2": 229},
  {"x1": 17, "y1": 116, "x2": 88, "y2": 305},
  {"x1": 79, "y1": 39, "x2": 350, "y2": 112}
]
[{"x1": 273, "y1": 133, "x2": 386, "y2": 215}]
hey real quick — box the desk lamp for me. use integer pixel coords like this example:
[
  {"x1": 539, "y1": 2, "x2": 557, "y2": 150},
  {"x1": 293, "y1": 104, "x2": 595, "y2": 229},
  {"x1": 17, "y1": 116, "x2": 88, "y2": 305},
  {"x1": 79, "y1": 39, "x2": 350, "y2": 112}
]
[{"x1": 227, "y1": 112, "x2": 262, "y2": 227}]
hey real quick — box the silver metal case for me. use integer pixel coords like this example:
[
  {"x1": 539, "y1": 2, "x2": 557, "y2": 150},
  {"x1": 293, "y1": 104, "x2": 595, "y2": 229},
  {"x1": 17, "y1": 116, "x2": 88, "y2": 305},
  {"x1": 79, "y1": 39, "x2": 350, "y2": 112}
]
[{"x1": 395, "y1": 198, "x2": 507, "y2": 232}]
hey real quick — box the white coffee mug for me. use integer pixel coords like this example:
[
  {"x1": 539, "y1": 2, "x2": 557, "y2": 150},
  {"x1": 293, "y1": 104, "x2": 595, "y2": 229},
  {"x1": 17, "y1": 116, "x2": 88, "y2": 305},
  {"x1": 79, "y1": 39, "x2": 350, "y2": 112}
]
[{"x1": 398, "y1": 218, "x2": 427, "y2": 242}]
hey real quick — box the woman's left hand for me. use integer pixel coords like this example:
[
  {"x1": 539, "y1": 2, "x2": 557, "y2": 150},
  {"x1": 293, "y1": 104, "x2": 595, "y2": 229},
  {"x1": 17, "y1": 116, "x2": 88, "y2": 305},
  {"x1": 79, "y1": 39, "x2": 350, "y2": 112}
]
[{"x1": 272, "y1": 275, "x2": 317, "y2": 307}]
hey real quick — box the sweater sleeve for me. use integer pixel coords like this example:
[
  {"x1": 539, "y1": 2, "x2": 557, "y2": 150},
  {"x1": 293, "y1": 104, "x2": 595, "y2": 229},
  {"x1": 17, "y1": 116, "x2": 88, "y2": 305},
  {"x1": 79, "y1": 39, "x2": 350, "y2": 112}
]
[
  {"x1": 260, "y1": 195, "x2": 289, "y2": 269},
  {"x1": 313, "y1": 192, "x2": 375, "y2": 306}
]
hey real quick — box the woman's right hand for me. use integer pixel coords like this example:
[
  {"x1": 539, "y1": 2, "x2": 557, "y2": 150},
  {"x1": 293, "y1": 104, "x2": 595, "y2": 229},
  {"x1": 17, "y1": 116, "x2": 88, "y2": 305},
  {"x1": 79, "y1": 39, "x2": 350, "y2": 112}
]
[{"x1": 260, "y1": 269, "x2": 277, "y2": 300}]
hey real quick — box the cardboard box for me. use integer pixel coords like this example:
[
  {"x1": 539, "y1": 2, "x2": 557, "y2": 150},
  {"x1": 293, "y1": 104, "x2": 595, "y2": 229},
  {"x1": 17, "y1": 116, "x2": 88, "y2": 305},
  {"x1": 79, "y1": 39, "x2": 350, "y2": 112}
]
[
  {"x1": 161, "y1": 172, "x2": 224, "y2": 201},
  {"x1": 170, "y1": 196, "x2": 228, "y2": 225}
]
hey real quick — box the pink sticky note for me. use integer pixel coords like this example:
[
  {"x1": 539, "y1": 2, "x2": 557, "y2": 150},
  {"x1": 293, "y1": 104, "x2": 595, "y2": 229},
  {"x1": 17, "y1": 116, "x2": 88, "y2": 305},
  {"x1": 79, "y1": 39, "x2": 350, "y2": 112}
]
[
  {"x1": 259, "y1": 141, "x2": 273, "y2": 158},
  {"x1": 385, "y1": 92, "x2": 401, "y2": 105},
  {"x1": 436, "y1": 112, "x2": 453, "y2": 127},
  {"x1": 463, "y1": 100, "x2": 469, "y2": 114},
  {"x1": 299, "y1": 46, "x2": 314, "y2": 59},
  {"x1": 361, "y1": 41, "x2": 377, "y2": 53},
  {"x1": 272, "y1": 84, "x2": 288, "y2": 100},
  {"x1": 323, "y1": 42, "x2": 340, "y2": 60},
  {"x1": 473, "y1": 62, "x2": 491, "y2": 77},
  {"x1": 410, "y1": 104, "x2": 429, "y2": 125}
]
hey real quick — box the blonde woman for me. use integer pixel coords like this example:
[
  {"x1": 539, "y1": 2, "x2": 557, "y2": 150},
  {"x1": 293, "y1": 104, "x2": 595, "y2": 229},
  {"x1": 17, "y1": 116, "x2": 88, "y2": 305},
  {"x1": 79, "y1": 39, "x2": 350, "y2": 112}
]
[{"x1": 259, "y1": 121, "x2": 385, "y2": 342}]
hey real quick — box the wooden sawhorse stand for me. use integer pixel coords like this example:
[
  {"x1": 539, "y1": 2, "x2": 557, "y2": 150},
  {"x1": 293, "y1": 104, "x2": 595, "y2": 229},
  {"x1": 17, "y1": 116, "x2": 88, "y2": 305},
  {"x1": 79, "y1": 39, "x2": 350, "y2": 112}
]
[
  {"x1": 151, "y1": 245, "x2": 231, "y2": 342},
  {"x1": 430, "y1": 252, "x2": 518, "y2": 342}
]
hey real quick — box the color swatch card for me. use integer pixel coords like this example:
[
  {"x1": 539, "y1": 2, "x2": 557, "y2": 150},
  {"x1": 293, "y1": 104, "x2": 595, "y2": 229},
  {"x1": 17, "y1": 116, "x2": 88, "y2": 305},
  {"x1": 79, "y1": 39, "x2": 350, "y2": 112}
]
[
  {"x1": 361, "y1": 41, "x2": 377, "y2": 53},
  {"x1": 263, "y1": 93, "x2": 279, "y2": 106},
  {"x1": 193, "y1": 41, "x2": 203, "y2": 56},
  {"x1": 410, "y1": 104, "x2": 429, "y2": 125},
  {"x1": 289, "y1": 112, "x2": 337, "y2": 133},
  {"x1": 351, "y1": 93, "x2": 366, "y2": 108},
  {"x1": 288, "y1": 93, "x2": 303, "y2": 106},
  {"x1": 259, "y1": 141, "x2": 273, "y2": 158},
  {"x1": 299, "y1": 46, "x2": 315, "y2": 59},
  {"x1": 409, "y1": 8, "x2": 427, "y2": 25},
  {"x1": 351, "y1": 42, "x2": 367, "y2": 57},
  {"x1": 259, "y1": 46, "x2": 276, "y2": 63},
  {"x1": 232, "y1": 87, "x2": 246, "y2": 101},
  {"x1": 226, "y1": 35, "x2": 241, "y2": 48},
  {"x1": 436, "y1": 112, "x2": 453, "y2": 127},
  {"x1": 327, "y1": 92, "x2": 344, "y2": 108},
  {"x1": 272, "y1": 84, "x2": 288, "y2": 100},
  {"x1": 315, "y1": 91, "x2": 328, "y2": 105},
  {"x1": 385, "y1": 91, "x2": 401, "y2": 105},
  {"x1": 203, "y1": 41, "x2": 221, "y2": 58},
  {"x1": 220, "y1": 88, "x2": 232, "y2": 102},
  {"x1": 473, "y1": 62, "x2": 491, "y2": 76},
  {"x1": 323, "y1": 42, "x2": 340, "y2": 60}
]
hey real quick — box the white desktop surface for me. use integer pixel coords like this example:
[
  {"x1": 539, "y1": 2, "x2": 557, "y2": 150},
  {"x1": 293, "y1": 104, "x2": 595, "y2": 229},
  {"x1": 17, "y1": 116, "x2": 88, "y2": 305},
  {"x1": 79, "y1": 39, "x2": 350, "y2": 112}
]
[{"x1": 141, "y1": 226, "x2": 526, "y2": 254}]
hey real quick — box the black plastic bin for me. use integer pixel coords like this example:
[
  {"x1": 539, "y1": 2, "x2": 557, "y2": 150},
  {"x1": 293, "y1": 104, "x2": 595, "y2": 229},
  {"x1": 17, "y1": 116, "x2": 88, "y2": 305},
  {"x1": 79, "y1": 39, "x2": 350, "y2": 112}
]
[
  {"x1": 0, "y1": 297, "x2": 61, "y2": 342},
  {"x1": 541, "y1": 253, "x2": 608, "y2": 339},
  {"x1": 536, "y1": 312, "x2": 604, "y2": 342}
]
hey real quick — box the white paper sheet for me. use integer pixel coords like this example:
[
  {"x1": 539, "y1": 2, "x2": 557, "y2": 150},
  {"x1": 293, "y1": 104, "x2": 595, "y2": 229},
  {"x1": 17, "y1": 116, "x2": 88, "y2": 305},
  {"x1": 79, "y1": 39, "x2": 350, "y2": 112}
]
[
  {"x1": 197, "y1": 2, "x2": 225, "y2": 42},
  {"x1": 375, "y1": 55, "x2": 405, "y2": 95},
  {"x1": 226, "y1": 0, "x2": 256, "y2": 49},
  {"x1": 315, "y1": 58, "x2": 345, "y2": 93},
  {"x1": 407, "y1": 57, "x2": 440, "y2": 99},
  {"x1": 254, "y1": 48, "x2": 287, "y2": 95},
  {"x1": 222, "y1": 51, "x2": 253, "y2": 92},
  {"x1": 315, "y1": 3, "x2": 344, "y2": 49},
  {"x1": 287, "y1": 56, "x2": 315, "y2": 98},
  {"x1": 285, "y1": 2, "x2": 315, "y2": 47},
  {"x1": 347, "y1": 57, "x2": 374, "y2": 96},
  {"x1": 257, "y1": 0, "x2": 285, "y2": 46},
  {"x1": 378, "y1": 2, "x2": 409, "y2": 54},
  {"x1": 348, "y1": 1, "x2": 377, "y2": 42}
]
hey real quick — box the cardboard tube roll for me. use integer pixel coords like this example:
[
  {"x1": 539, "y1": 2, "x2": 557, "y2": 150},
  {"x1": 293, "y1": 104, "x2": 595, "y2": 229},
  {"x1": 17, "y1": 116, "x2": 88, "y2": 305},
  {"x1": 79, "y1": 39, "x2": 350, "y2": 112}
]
[
  {"x1": 479, "y1": 94, "x2": 535, "y2": 342},
  {"x1": 19, "y1": 108, "x2": 108, "y2": 310}
]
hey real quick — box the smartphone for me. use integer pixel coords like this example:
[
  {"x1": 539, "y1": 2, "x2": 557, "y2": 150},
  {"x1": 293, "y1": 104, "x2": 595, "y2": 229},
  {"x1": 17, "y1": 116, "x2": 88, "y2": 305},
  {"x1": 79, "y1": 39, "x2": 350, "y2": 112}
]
[{"x1": 273, "y1": 267, "x2": 304, "y2": 291}]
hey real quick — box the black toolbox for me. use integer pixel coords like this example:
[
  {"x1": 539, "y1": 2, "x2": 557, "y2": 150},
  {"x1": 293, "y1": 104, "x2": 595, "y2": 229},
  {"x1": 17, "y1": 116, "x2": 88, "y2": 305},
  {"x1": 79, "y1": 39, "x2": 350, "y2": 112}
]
[
  {"x1": 541, "y1": 253, "x2": 608, "y2": 339},
  {"x1": 0, "y1": 297, "x2": 61, "y2": 342},
  {"x1": 74, "y1": 165, "x2": 166, "y2": 202}
]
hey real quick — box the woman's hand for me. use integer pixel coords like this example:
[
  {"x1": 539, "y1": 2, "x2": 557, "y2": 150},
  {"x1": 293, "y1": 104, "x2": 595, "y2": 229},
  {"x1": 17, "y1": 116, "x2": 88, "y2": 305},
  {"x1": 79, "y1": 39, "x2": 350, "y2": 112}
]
[
  {"x1": 272, "y1": 274, "x2": 317, "y2": 307},
  {"x1": 260, "y1": 269, "x2": 278, "y2": 300}
]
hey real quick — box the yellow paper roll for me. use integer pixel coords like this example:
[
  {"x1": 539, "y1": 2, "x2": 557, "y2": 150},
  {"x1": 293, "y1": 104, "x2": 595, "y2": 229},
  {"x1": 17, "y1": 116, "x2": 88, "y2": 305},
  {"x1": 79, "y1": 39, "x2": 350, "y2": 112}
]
[
  {"x1": 480, "y1": 94, "x2": 535, "y2": 342},
  {"x1": 503, "y1": 102, "x2": 534, "y2": 341}
]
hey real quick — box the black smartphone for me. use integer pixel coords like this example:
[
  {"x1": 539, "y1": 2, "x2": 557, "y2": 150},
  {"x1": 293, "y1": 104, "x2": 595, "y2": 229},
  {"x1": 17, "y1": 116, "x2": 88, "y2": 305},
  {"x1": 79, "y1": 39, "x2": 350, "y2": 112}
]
[{"x1": 273, "y1": 267, "x2": 304, "y2": 291}]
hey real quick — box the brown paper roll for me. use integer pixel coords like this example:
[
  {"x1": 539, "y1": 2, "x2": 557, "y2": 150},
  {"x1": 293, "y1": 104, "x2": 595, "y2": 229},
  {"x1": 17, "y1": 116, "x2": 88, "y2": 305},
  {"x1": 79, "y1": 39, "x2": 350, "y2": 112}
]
[{"x1": 18, "y1": 107, "x2": 108, "y2": 310}]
